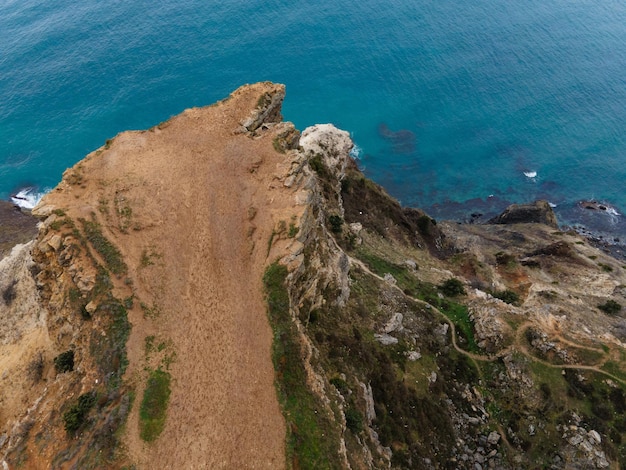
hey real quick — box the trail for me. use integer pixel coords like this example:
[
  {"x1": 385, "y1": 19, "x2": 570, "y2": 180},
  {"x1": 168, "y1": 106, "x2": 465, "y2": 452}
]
[{"x1": 348, "y1": 255, "x2": 626, "y2": 385}]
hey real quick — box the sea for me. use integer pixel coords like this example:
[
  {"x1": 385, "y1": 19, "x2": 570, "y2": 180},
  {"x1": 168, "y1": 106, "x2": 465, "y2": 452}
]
[{"x1": 1, "y1": 0, "x2": 625, "y2": 244}]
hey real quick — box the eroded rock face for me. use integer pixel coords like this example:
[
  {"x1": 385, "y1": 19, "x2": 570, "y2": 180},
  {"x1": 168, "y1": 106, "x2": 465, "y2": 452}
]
[
  {"x1": 488, "y1": 200, "x2": 558, "y2": 228},
  {"x1": 300, "y1": 124, "x2": 353, "y2": 182}
]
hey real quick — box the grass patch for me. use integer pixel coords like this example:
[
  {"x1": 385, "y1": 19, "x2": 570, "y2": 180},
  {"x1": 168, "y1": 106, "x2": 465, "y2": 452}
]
[
  {"x1": 439, "y1": 302, "x2": 480, "y2": 353},
  {"x1": 263, "y1": 262, "x2": 340, "y2": 469},
  {"x1": 356, "y1": 249, "x2": 421, "y2": 293},
  {"x1": 79, "y1": 218, "x2": 127, "y2": 275},
  {"x1": 139, "y1": 368, "x2": 171, "y2": 442}
]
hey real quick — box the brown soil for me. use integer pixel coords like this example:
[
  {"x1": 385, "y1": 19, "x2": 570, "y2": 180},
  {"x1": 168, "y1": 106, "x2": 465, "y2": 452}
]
[{"x1": 35, "y1": 83, "x2": 301, "y2": 468}]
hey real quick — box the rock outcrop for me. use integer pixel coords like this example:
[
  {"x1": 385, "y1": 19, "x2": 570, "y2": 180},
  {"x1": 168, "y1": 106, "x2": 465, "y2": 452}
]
[{"x1": 488, "y1": 200, "x2": 558, "y2": 228}]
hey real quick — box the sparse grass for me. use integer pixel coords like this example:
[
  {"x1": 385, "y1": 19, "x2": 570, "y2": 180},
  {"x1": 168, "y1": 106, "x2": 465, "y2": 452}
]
[
  {"x1": 79, "y1": 218, "x2": 127, "y2": 275},
  {"x1": 263, "y1": 262, "x2": 340, "y2": 469},
  {"x1": 288, "y1": 223, "x2": 299, "y2": 238},
  {"x1": 139, "y1": 368, "x2": 171, "y2": 442},
  {"x1": 140, "y1": 302, "x2": 162, "y2": 319},
  {"x1": 140, "y1": 249, "x2": 159, "y2": 267},
  {"x1": 273, "y1": 137, "x2": 286, "y2": 154},
  {"x1": 598, "y1": 262, "x2": 614, "y2": 272},
  {"x1": 91, "y1": 296, "x2": 131, "y2": 391},
  {"x1": 356, "y1": 249, "x2": 421, "y2": 293}
]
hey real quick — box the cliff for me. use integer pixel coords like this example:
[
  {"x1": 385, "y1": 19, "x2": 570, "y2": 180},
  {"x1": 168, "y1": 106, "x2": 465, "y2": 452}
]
[{"x1": 2, "y1": 83, "x2": 626, "y2": 469}]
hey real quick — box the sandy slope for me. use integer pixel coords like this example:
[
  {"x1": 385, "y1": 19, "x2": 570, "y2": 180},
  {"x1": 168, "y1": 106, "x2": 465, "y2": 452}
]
[{"x1": 36, "y1": 83, "x2": 303, "y2": 468}]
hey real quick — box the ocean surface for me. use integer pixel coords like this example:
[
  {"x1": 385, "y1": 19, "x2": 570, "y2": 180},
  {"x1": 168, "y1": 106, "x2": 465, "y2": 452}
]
[{"x1": 1, "y1": 0, "x2": 625, "y2": 240}]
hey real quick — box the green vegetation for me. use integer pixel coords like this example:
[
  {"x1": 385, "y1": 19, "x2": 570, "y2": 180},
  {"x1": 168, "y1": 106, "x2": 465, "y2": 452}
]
[
  {"x1": 2, "y1": 280, "x2": 17, "y2": 306},
  {"x1": 599, "y1": 262, "x2": 614, "y2": 272},
  {"x1": 439, "y1": 302, "x2": 479, "y2": 352},
  {"x1": 272, "y1": 136, "x2": 286, "y2": 154},
  {"x1": 328, "y1": 214, "x2": 343, "y2": 233},
  {"x1": 599, "y1": 300, "x2": 622, "y2": 316},
  {"x1": 54, "y1": 350, "x2": 75, "y2": 373},
  {"x1": 79, "y1": 218, "x2": 127, "y2": 275},
  {"x1": 356, "y1": 250, "x2": 421, "y2": 293},
  {"x1": 139, "y1": 368, "x2": 172, "y2": 442},
  {"x1": 309, "y1": 154, "x2": 328, "y2": 178},
  {"x1": 263, "y1": 262, "x2": 340, "y2": 469},
  {"x1": 492, "y1": 289, "x2": 520, "y2": 305},
  {"x1": 416, "y1": 215, "x2": 436, "y2": 236},
  {"x1": 63, "y1": 392, "x2": 96, "y2": 434},
  {"x1": 288, "y1": 223, "x2": 299, "y2": 238},
  {"x1": 140, "y1": 302, "x2": 162, "y2": 319},
  {"x1": 439, "y1": 278, "x2": 466, "y2": 297}
]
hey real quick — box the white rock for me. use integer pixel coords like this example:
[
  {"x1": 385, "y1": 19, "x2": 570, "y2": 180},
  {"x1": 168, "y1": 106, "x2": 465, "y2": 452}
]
[
  {"x1": 588, "y1": 430, "x2": 601, "y2": 444},
  {"x1": 406, "y1": 351, "x2": 422, "y2": 361},
  {"x1": 405, "y1": 259, "x2": 417, "y2": 270},
  {"x1": 384, "y1": 313, "x2": 404, "y2": 333},
  {"x1": 487, "y1": 431, "x2": 500, "y2": 445},
  {"x1": 349, "y1": 222, "x2": 362, "y2": 234},
  {"x1": 374, "y1": 333, "x2": 398, "y2": 345}
]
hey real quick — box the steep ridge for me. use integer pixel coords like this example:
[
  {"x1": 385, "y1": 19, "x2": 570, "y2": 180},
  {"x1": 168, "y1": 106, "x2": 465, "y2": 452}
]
[
  {"x1": 1, "y1": 82, "x2": 310, "y2": 468},
  {"x1": 3, "y1": 83, "x2": 626, "y2": 469}
]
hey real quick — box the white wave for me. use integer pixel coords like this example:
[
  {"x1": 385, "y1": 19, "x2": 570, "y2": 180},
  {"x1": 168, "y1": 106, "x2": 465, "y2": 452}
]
[
  {"x1": 523, "y1": 171, "x2": 537, "y2": 178},
  {"x1": 606, "y1": 207, "x2": 621, "y2": 217},
  {"x1": 10, "y1": 187, "x2": 47, "y2": 209},
  {"x1": 349, "y1": 143, "x2": 362, "y2": 160},
  {"x1": 548, "y1": 202, "x2": 557, "y2": 208}
]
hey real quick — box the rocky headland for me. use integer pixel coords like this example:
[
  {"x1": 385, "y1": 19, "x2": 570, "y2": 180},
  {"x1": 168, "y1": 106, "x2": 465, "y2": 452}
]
[{"x1": 2, "y1": 83, "x2": 626, "y2": 469}]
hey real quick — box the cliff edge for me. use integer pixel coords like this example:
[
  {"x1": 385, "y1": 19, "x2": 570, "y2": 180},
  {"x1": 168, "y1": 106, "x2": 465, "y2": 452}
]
[{"x1": 3, "y1": 83, "x2": 626, "y2": 469}]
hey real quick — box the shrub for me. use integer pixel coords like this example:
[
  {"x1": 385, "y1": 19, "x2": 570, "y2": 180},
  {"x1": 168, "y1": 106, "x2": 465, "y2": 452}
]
[
  {"x1": 288, "y1": 223, "x2": 299, "y2": 238},
  {"x1": 329, "y1": 215, "x2": 344, "y2": 233},
  {"x1": 417, "y1": 215, "x2": 436, "y2": 236},
  {"x1": 439, "y1": 278, "x2": 466, "y2": 297},
  {"x1": 2, "y1": 280, "x2": 17, "y2": 306},
  {"x1": 54, "y1": 350, "x2": 75, "y2": 373},
  {"x1": 493, "y1": 289, "x2": 520, "y2": 305},
  {"x1": 598, "y1": 300, "x2": 622, "y2": 316},
  {"x1": 63, "y1": 392, "x2": 96, "y2": 434},
  {"x1": 345, "y1": 407, "x2": 363, "y2": 434}
]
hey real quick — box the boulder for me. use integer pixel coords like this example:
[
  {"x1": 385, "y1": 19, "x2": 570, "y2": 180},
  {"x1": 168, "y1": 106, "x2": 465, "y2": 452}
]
[{"x1": 487, "y1": 200, "x2": 558, "y2": 228}]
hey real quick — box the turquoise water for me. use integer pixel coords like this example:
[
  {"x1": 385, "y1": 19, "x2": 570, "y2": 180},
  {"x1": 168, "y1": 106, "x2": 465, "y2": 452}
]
[{"x1": 1, "y1": 0, "x2": 625, "y2": 234}]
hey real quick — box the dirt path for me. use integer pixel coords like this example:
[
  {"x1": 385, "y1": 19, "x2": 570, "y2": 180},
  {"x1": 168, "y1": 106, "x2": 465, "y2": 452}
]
[{"x1": 348, "y1": 255, "x2": 626, "y2": 384}]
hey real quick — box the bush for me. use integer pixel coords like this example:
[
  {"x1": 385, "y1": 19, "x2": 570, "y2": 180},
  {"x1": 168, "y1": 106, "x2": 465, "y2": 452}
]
[
  {"x1": 345, "y1": 407, "x2": 363, "y2": 434},
  {"x1": 63, "y1": 392, "x2": 96, "y2": 434},
  {"x1": 2, "y1": 280, "x2": 17, "y2": 306},
  {"x1": 598, "y1": 300, "x2": 622, "y2": 316},
  {"x1": 492, "y1": 289, "x2": 520, "y2": 305},
  {"x1": 329, "y1": 215, "x2": 344, "y2": 233},
  {"x1": 439, "y1": 278, "x2": 466, "y2": 297},
  {"x1": 54, "y1": 350, "x2": 75, "y2": 373}
]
